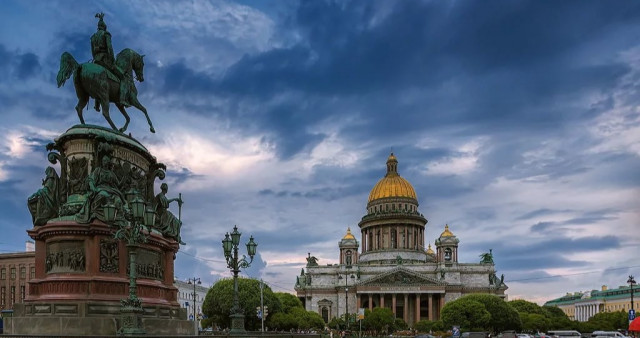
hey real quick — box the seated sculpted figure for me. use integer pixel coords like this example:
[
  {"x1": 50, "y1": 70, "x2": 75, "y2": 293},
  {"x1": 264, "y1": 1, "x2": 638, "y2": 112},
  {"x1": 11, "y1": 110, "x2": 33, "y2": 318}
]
[
  {"x1": 27, "y1": 166, "x2": 60, "y2": 226},
  {"x1": 76, "y1": 155, "x2": 128, "y2": 224},
  {"x1": 154, "y1": 183, "x2": 185, "y2": 244}
]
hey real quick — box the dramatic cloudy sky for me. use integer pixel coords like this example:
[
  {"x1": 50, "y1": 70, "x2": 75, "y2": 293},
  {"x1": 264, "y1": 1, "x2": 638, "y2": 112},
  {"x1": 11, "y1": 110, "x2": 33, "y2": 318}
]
[{"x1": 1, "y1": 0, "x2": 639, "y2": 304}]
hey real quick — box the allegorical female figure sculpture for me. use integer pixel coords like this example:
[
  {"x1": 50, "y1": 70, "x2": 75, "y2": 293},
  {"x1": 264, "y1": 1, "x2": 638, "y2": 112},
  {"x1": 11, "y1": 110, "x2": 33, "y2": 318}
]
[
  {"x1": 27, "y1": 166, "x2": 60, "y2": 226},
  {"x1": 76, "y1": 155, "x2": 128, "y2": 224},
  {"x1": 154, "y1": 183, "x2": 184, "y2": 244}
]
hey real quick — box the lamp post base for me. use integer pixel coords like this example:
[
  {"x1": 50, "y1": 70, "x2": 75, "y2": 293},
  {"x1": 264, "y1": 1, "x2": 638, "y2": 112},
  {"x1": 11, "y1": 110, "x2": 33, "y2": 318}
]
[
  {"x1": 229, "y1": 313, "x2": 246, "y2": 335},
  {"x1": 118, "y1": 305, "x2": 146, "y2": 336}
]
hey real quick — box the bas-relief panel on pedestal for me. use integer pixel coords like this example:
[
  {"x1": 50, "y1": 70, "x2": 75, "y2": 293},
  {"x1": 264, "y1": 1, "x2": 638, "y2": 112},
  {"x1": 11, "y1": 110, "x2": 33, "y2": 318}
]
[
  {"x1": 127, "y1": 248, "x2": 164, "y2": 280},
  {"x1": 45, "y1": 241, "x2": 85, "y2": 273},
  {"x1": 99, "y1": 240, "x2": 119, "y2": 273}
]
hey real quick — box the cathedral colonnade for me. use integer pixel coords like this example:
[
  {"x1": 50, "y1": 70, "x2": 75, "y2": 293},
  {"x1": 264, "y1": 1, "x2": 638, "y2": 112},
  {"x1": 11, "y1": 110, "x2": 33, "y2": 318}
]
[{"x1": 356, "y1": 291, "x2": 445, "y2": 323}]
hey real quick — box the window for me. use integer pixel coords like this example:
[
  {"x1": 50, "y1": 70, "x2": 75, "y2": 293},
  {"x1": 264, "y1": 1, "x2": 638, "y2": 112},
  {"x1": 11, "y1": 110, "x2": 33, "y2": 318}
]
[
  {"x1": 10, "y1": 286, "x2": 15, "y2": 304},
  {"x1": 20, "y1": 285, "x2": 25, "y2": 301},
  {"x1": 20, "y1": 267, "x2": 26, "y2": 279},
  {"x1": 30, "y1": 267, "x2": 35, "y2": 279},
  {"x1": 1, "y1": 268, "x2": 5, "y2": 280},
  {"x1": 10, "y1": 267, "x2": 16, "y2": 279},
  {"x1": 1, "y1": 286, "x2": 5, "y2": 305}
]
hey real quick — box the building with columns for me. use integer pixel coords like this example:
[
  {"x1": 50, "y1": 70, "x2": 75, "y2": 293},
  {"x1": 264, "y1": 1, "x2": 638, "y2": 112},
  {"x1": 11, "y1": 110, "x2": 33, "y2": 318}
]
[
  {"x1": 295, "y1": 154, "x2": 507, "y2": 326},
  {"x1": 545, "y1": 285, "x2": 639, "y2": 321}
]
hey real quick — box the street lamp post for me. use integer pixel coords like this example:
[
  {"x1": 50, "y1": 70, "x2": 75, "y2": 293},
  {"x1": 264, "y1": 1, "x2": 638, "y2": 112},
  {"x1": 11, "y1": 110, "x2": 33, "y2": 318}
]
[
  {"x1": 338, "y1": 271, "x2": 355, "y2": 329},
  {"x1": 110, "y1": 195, "x2": 156, "y2": 336},
  {"x1": 629, "y1": 275, "x2": 636, "y2": 313},
  {"x1": 222, "y1": 225, "x2": 257, "y2": 335},
  {"x1": 188, "y1": 277, "x2": 202, "y2": 334}
]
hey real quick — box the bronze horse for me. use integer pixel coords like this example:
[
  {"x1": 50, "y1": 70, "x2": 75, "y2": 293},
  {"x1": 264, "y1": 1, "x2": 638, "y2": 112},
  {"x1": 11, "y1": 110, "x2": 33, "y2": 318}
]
[{"x1": 57, "y1": 48, "x2": 155, "y2": 133}]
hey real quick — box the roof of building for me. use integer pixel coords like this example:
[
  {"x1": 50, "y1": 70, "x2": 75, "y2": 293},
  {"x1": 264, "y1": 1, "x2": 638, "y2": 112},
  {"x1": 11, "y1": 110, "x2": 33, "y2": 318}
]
[
  {"x1": 426, "y1": 243, "x2": 435, "y2": 255},
  {"x1": 368, "y1": 153, "x2": 417, "y2": 203},
  {"x1": 545, "y1": 285, "x2": 639, "y2": 306},
  {"x1": 342, "y1": 227, "x2": 356, "y2": 240},
  {"x1": 440, "y1": 224, "x2": 455, "y2": 237}
]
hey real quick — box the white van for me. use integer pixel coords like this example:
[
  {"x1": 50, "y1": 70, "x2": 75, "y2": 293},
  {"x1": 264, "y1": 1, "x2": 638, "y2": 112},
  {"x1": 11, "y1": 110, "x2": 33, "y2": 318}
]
[
  {"x1": 591, "y1": 331, "x2": 629, "y2": 338},
  {"x1": 548, "y1": 331, "x2": 581, "y2": 338}
]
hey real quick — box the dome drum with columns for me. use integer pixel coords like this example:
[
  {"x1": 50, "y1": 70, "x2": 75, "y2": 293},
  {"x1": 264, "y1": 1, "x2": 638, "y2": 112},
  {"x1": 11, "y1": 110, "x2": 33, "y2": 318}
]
[{"x1": 295, "y1": 153, "x2": 507, "y2": 326}]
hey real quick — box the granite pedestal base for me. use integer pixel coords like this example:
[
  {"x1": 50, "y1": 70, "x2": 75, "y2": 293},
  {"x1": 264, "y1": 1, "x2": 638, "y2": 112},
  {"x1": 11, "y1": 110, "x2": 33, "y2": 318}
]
[{"x1": 5, "y1": 301, "x2": 192, "y2": 335}]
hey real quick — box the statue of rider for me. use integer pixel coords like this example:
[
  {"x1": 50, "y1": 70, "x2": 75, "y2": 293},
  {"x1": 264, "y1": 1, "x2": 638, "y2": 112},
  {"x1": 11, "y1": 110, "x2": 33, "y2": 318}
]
[{"x1": 90, "y1": 13, "x2": 127, "y2": 109}]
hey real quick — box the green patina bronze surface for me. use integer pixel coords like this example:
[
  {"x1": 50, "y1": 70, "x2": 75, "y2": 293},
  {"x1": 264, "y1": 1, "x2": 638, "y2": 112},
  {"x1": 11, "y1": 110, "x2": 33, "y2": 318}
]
[
  {"x1": 56, "y1": 13, "x2": 155, "y2": 134},
  {"x1": 26, "y1": 124, "x2": 185, "y2": 247}
]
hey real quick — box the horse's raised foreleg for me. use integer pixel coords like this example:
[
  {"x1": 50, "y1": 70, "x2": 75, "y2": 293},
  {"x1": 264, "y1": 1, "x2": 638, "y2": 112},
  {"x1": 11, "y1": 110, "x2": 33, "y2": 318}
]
[
  {"x1": 115, "y1": 103, "x2": 131, "y2": 133},
  {"x1": 130, "y1": 96, "x2": 155, "y2": 133}
]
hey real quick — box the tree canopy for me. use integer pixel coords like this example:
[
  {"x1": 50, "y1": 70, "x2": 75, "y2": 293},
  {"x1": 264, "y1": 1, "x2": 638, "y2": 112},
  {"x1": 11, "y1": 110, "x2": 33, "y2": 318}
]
[
  {"x1": 202, "y1": 278, "x2": 281, "y2": 330},
  {"x1": 274, "y1": 292, "x2": 303, "y2": 313},
  {"x1": 442, "y1": 294, "x2": 521, "y2": 332}
]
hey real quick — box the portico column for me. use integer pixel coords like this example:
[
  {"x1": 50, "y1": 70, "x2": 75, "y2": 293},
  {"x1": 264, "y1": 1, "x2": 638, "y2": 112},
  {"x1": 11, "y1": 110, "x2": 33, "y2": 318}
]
[
  {"x1": 368, "y1": 294, "x2": 373, "y2": 311},
  {"x1": 380, "y1": 293, "x2": 385, "y2": 308},
  {"x1": 392, "y1": 294, "x2": 397, "y2": 317},
  {"x1": 416, "y1": 294, "x2": 421, "y2": 323},
  {"x1": 439, "y1": 295, "x2": 445, "y2": 320},
  {"x1": 363, "y1": 230, "x2": 367, "y2": 252},
  {"x1": 428, "y1": 294, "x2": 433, "y2": 321},
  {"x1": 404, "y1": 294, "x2": 409, "y2": 323},
  {"x1": 357, "y1": 294, "x2": 361, "y2": 310}
]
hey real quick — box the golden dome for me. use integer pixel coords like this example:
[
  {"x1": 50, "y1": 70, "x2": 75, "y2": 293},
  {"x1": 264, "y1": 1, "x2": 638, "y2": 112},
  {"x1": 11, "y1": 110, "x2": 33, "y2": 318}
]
[
  {"x1": 342, "y1": 227, "x2": 356, "y2": 240},
  {"x1": 440, "y1": 224, "x2": 454, "y2": 237},
  {"x1": 368, "y1": 153, "x2": 417, "y2": 203},
  {"x1": 426, "y1": 243, "x2": 434, "y2": 255}
]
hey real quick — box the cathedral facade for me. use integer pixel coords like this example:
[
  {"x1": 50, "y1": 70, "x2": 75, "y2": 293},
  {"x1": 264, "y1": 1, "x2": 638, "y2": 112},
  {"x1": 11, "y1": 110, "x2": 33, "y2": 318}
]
[{"x1": 295, "y1": 154, "x2": 507, "y2": 325}]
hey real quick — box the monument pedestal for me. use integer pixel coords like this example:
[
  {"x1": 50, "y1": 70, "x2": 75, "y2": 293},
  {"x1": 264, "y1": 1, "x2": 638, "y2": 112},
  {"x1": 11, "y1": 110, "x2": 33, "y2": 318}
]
[{"x1": 10, "y1": 125, "x2": 192, "y2": 335}]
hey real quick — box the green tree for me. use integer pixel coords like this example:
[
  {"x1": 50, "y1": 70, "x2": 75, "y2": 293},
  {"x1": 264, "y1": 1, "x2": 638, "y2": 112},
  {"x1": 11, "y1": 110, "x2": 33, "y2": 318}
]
[
  {"x1": 274, "y1": 292, "x2": 303, "y2": 313},
  {"x1": 441, "y1": 294, "x2": 521, "y2": 332},
  {"x1": 542, "y1": 306, "x2": 571, "y2": 329},
  {"x1": 587, "y1": 310, "x2": 627, "y2": 331},
  {"x1": 362, "y1": 307, "x2": 395, "y2": 335},
  {"x1": 441, "y1": 299, "x2": 492, "y2": 331},
  {"x1": 415, "y1": 319, "x2": 436, "y2": 333},
  {"x1": 509, "y1": 300, "x2": 545, "y2": 315},
  {"x1": 202, "y1": 277, "x2": 281, "y2": 330},
  {"x1": 520, "y1": 313, "x2": 550, "y2": 333}
]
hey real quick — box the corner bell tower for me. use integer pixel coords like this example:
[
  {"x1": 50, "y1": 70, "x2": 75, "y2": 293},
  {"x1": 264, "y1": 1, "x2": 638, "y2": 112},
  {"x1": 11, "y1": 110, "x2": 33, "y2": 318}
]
[
  {"x1": 339, "y1": 227, "x2": 359, "y2": 266},
  {"x1": 435, "y1": 224, "x2": 459, "y2": 264}
]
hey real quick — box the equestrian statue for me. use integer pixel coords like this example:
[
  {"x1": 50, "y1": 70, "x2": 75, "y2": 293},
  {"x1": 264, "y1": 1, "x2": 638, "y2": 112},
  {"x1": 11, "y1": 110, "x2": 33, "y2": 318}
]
[{"x1": 57, "y1": 13, "x2": 155, "y2": 134}]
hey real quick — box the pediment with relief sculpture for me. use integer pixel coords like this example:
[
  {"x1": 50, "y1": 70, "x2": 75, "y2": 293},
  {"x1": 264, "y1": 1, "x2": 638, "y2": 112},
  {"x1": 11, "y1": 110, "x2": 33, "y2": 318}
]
[{"x1": 357, "y1": 267, "x2": 446, "y2": 286}]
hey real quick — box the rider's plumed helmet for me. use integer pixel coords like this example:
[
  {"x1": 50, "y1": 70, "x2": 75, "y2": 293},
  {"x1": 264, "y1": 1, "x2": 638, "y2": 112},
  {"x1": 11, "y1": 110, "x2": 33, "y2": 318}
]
[{"x1": 95, "y1": 13, "x2": 107, "y2": 31}]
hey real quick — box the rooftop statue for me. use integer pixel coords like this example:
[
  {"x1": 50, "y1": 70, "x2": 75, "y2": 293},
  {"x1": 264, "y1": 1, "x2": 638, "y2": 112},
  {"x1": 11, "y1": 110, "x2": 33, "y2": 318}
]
[
  {"x1": 479, "y1": 248, "x2": 494, "y2": 264},
  {"x1": 306, "y1": 253, "x2": 319, "y2": 267},
  {"x1": 57, "y1": 13, "x2": 155, "y2": 134}
]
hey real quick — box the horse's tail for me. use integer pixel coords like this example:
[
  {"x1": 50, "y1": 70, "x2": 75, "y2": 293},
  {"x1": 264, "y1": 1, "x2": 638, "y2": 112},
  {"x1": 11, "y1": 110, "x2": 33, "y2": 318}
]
[{"x1": 57, "y1": 52, "x2": 79, "y2": 88}]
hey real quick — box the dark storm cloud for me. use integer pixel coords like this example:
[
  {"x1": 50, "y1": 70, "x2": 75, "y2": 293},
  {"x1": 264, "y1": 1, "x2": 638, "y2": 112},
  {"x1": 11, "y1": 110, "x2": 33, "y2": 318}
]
[
  {"x1": 517, "y1": 209, "x2": 566, "y2": 221},
  {"x1": 466, "y1": 235, "x2": 622, "y2": 272},
  {"x1": 0, "y1": 44, "x2": 42, "y2": 79},
  {"x1": 145, "y1": 0, "x2": 640, "y2": 163},
  {"x1": 505, "y1": 270, "x2": 565, "y2": 284}
]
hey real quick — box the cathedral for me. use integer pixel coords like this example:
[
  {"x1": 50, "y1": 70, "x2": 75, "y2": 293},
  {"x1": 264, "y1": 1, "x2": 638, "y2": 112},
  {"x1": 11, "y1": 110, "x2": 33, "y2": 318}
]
[{"x1": 295, "y1": 153, "x2": 507, "y2": 325}]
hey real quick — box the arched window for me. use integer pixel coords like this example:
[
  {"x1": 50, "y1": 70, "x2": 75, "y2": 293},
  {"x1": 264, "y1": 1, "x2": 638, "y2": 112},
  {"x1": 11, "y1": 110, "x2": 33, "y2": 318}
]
[
  {"x1": 444, "y1": 248, "x2": 452, "y2": 261},
  {"x1": 322, "y1": 307, "x2": 329, "y2": 323}
]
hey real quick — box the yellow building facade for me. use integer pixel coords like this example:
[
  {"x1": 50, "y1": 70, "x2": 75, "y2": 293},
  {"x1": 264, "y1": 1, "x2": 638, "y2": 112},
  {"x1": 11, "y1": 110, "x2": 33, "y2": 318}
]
[{"x1": 545, "y1": 285, "x2": 638, "y2": 321}]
